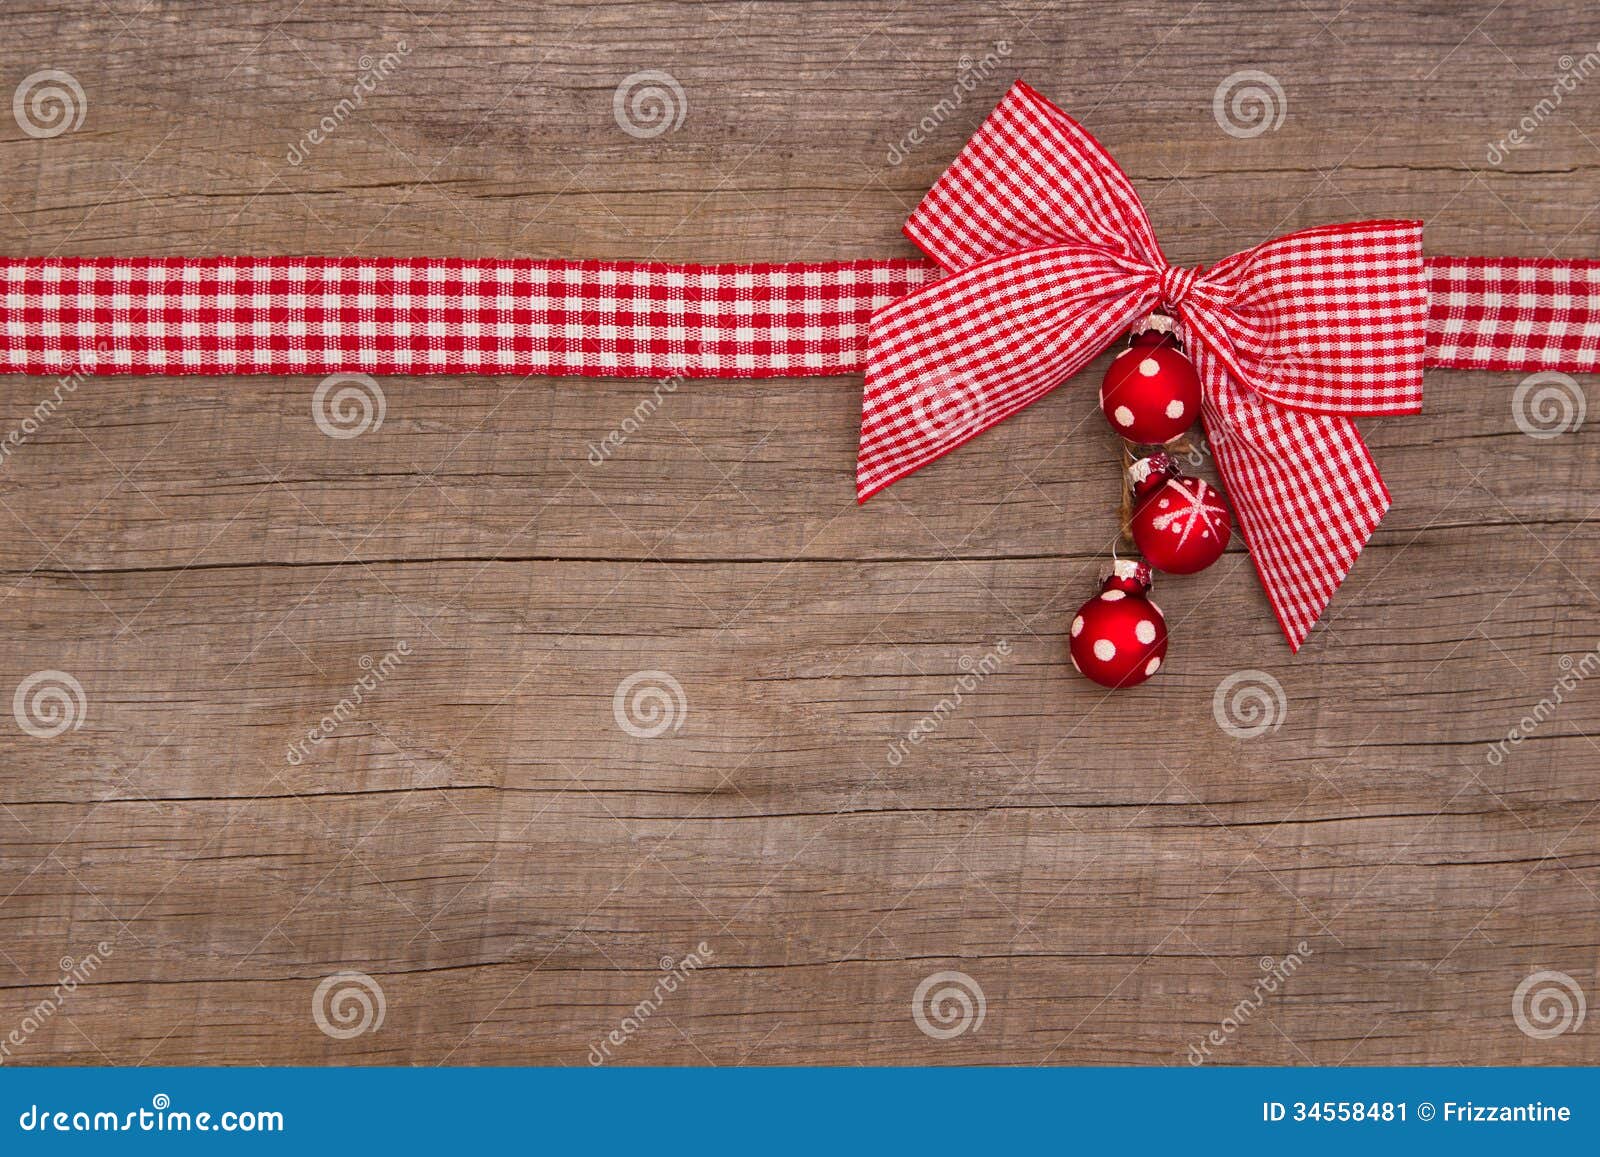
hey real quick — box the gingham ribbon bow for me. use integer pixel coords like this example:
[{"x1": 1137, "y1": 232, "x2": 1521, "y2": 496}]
[{"x1": 857, "y1": 81, "x2": 1430, "y2": 649}]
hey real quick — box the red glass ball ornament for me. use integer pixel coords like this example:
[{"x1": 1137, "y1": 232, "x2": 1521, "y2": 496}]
[
  {"x1": 1099, "y1": 334, "x2": 1201, "y2": 443},
  {"x1": 1069, "y1": 560, "x2": 1168, "y2": 689},
  {"x1": 1128, "y1": 454, "x2": 1231, "y2": 575}
]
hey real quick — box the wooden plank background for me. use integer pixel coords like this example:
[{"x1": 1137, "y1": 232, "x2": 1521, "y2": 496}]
[{"x1": 2, "y1": 0, "x2": 1598, "y2": 1065}]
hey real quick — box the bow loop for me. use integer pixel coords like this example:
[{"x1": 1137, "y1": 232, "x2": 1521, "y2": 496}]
[
  {"x1": 1183, "y1": 221, "x2": 1428, "y2": 417},
  {"x1": 858, "y1": 80, "x2": 1431, "y2": 650},
  {"x1": 901, "y1": 81, "x2": 1166, "y2": 274}
]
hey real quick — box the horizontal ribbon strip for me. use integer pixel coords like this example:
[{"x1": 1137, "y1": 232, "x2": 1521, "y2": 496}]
[
  {"x1": 0, "y1": 254, "x2": 1596, "y2": 378},
  {"x1": 0, "y1": 257, "x2": 937, "y2": 378}
]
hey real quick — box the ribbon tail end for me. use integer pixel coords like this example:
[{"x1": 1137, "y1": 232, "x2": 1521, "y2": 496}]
[
  {"x1": 1207, "y1": 400, "x2": 1394, "y2": 657},
  {"x1": 855, "y1": 460, "x2": 889, "y2": 504},
  {"x1": 1263, "y1": 483, "x2": 1390, "y2": 654}
]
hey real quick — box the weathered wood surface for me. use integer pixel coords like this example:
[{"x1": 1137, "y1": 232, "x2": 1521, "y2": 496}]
[{"x1": 2, "y1": 1, "x2": 1599, "y2": 1065}]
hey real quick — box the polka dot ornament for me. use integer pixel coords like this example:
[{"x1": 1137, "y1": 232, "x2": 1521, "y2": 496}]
[
  {"x1": 1098, "y1": 331, "x2": 1201, "y2": 445},
  {"x1": 1069, "y1": 559, "x2": 1169, "y2": 689}
]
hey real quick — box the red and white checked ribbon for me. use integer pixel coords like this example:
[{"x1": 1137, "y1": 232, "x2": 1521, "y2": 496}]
[
  {"x1": 0, "y1": 81, "x2": 1595, "y2": 649},
  {"x1": 0, "y1": 258, "x2": 936, "y2": 378},
  {"x1": 2, "y1": 254, "x2": 1588, "y2": 380}
]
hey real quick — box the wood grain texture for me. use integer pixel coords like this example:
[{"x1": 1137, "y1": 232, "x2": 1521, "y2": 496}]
[{"x1": 2, "y1": 0, "x2": 1600, "y2": 1065}]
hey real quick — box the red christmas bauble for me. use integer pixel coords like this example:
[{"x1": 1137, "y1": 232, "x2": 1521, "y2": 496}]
[
  {"x1": 1128, "y1": 454, "x2": 1231, "y2": 575},
  {"x1": 1099, "y1": 335, "x2": 1201, "y2": 443},
  {"x1": 1069, "y1": 560, "x2": 1168, "y2": 689}
]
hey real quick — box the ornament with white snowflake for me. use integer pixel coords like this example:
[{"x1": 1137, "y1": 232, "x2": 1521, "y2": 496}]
[{"x1": 1128, "y1": 453, "x2": 1231, "y2": 574}]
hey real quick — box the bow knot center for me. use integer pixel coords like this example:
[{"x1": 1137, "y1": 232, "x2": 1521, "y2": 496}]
[{"x1": 1158, "y1": 263, "x2": 1202, "y2": 310}]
